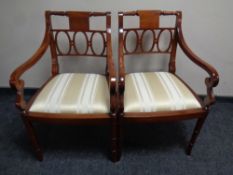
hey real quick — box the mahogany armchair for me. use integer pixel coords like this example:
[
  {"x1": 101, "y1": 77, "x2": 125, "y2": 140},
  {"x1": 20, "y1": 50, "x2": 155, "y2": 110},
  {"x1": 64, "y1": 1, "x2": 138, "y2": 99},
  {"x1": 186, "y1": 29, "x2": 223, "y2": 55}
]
[
  {"x1": 10, "y1": 11, "x2": 118, "y2": 162},
  {"x1": 118, "y1": 10, "x2": 219, "y2": 158}
]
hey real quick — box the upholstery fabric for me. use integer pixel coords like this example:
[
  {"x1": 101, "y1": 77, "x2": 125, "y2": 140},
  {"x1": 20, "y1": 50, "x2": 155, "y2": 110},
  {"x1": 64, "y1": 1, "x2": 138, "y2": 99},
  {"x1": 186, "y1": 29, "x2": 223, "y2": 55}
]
[
  {"x1": 124, "y1": 72, "x2": 201, "y2": 113},
  {"x1": 29, "y1": 73, "x2": 110, "y2": 114}
]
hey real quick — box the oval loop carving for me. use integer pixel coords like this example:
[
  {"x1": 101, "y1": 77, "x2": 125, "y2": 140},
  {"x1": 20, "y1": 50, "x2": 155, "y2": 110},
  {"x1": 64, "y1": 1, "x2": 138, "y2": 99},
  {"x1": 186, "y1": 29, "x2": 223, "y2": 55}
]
[
  {"x1": 157, "y1": 29, "x2": 172, "y2": 52},
  {"x1": 141, "y1": 29, "x2": 156, "y2": 52},
  {"x1": 73, "y1": 32, "x2": 89, "y2": 55},
  {"x1": 90, "y1": 32, "x2": 105, "y2": 56},
  {"x1": 124, "y1": 30, "x2": 139, "y2": 53},
  {"x1": 55, "y1": 31, "x2": 72, "y2": 55}
]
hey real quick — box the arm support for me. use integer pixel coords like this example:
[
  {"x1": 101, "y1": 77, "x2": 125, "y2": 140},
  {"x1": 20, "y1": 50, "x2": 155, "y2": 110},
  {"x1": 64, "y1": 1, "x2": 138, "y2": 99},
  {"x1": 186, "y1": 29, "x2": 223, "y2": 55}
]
[
  {"x1": 118, "y1": 12, "x2": 125, "y2": 114},
  {"x1": 9, "y1": 32, "x2": 50, "y2": 110},
  {"x1": 118, "y1": 38, "x2": 125, "y2": 95},
  {"x1": 177, "y1": 14, "x2": 219, "y2": 108},
  {"x1": 107, "y1": 41, "x2": 117, "y2": 115},
  {"x1": 106, "y1": 14, "x2": 117, "y2": 115}
]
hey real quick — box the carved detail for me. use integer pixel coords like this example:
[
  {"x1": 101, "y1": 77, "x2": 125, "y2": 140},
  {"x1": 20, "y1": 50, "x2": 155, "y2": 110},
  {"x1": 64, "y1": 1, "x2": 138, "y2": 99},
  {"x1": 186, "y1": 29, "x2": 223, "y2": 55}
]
[
  {"x1": 140, "y1": 29, "x2": 156, "y2": 52},
  {"x1": 73, "y1": 32, "x2": 89, "y2": 54},
  {"x1": 123, "y1": 28, "x2": 174, "y2": 54},
  {"x1": 55, "y1": 31, "x2": 72, "y2": 55},
  {"x1": 53, "y1": 30, "x2": 107, "y2": 57},
  {"x1": 90, "y1": 32, "x2": 106, "y2": 56}
]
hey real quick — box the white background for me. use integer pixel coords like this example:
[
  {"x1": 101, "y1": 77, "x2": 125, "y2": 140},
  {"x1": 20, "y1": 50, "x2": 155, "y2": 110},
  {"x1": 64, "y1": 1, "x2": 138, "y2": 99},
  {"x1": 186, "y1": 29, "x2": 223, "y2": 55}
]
[{"x1": 0, "y1": 0, "x2": 232, "y2": 96}]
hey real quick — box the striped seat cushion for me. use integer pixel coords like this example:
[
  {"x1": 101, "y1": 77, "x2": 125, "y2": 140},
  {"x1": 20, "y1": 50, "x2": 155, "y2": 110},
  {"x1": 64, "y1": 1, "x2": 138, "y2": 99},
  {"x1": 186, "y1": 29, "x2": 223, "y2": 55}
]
[
  {"x1": 29, "y1": 73, "x2": 110, "y2": 114},
  {"x1": 124, "y1": 72, "x2": 201, "y2": 113}
]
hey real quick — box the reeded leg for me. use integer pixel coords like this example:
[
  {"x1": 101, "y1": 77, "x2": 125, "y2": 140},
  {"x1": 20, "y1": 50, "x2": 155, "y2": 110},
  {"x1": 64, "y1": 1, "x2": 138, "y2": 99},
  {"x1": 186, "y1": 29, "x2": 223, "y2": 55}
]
[
  {"x1": 111, "y1": 114, "x2": 120, "y2": 162},
  {"x1": 116, "y1": 114, "x2": 122, "y2": 161},
  {"x1": 21, "y1": 115, "x2": 43, "y2": 161},
  {"x1": 186, "y1": 116, "x2": 207, "y2": 155}
]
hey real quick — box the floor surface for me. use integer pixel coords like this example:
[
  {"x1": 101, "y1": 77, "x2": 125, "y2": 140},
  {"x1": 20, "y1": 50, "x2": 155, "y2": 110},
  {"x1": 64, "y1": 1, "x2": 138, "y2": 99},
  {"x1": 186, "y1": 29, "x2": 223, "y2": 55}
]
[{"x1": 0, "y1": 90, "x2": 232, "y2": 175}]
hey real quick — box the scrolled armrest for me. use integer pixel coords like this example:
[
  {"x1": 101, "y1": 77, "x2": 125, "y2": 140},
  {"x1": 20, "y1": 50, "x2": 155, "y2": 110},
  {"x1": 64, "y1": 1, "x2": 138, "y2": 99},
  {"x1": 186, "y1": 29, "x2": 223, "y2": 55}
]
[
  {"x1": 9, "y1": 32, "x2": 50, "y2": 110},
  {"x1": 177, "y1": 13, "x2": 219, "y2": 108}
]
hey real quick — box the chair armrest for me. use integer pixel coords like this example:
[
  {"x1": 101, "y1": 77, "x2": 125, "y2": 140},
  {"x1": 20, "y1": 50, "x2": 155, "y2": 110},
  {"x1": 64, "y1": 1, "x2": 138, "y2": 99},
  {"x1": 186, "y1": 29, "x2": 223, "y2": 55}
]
[
  {"x1": 176, "y1": 13, "x2": 219, "y2": 108},
  {"x1": 9, "y1": 31, "x2": 50, "y2": 110}
]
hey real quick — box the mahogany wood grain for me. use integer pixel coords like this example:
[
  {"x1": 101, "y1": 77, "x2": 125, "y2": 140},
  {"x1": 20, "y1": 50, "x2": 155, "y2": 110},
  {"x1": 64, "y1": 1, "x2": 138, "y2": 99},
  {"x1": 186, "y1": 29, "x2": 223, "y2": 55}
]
[
  {"x1": 68, "y1": 12, "x2": 90, "y2": 31},
  {"x1": 138, "y1": 10, "x2": 160, "y2": 29}
]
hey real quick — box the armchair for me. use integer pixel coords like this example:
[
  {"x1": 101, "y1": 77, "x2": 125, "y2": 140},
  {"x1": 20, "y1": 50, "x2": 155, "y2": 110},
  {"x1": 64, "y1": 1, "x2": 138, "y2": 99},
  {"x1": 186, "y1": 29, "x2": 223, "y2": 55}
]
[
  {"x1": 10, "y1": 11, "x2": 118, "y2": 162},
  {"x1": 118, "y1": 10, "x2": 219, "y2": 158}
]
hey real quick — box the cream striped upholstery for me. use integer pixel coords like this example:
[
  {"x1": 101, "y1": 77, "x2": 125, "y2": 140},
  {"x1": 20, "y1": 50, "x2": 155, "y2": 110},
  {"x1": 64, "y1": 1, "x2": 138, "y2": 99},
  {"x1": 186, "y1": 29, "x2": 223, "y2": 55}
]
[
  {"x1": 124, "y1": 72, "x2": 201, "y2": 113},
  {"x1": 29, "y1": 73, "x2": 110, "y2": 114}
]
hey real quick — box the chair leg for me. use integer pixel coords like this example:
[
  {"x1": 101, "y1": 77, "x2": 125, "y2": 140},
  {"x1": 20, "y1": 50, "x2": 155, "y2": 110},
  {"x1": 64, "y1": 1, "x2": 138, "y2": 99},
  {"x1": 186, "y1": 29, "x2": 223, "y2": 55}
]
[
  {"x1": 117, "y1": 115, "x2": 122, "y2": 161},
  {"x1": 111, "y1": 115, "x2": 120, "y2": 162},
  {"x1": 21, "y1": 115, "x2": 43, "y2": 161},
  {"x1": 186, "y1": 116, "x2": 207, "y2": 155}
]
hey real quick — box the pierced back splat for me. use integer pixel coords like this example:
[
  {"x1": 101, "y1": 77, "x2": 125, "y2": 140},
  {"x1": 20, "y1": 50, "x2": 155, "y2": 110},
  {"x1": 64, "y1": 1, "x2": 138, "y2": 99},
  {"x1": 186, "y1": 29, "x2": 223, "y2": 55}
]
[
  {"x1": 46, "y1": 11, "x2": 110, "y2": 75},
  {"x1": 119, "y1": 10, "x2": 179, "y2": 73}
]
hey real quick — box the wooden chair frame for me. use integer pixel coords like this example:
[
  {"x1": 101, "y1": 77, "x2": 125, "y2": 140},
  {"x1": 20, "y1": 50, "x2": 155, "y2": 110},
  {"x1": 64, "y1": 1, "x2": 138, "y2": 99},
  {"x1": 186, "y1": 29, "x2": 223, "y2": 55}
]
[
  {"x1": 10, "y1": 11, "x2": 119, "y2": 162},
  {"x1": 118, "y1": 10, "x2": 219, "y2": 158}
]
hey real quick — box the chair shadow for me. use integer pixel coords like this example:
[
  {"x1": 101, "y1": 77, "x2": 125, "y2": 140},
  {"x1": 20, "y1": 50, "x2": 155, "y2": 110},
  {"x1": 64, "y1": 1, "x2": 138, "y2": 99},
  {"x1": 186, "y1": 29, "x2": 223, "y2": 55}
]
[
  {"x1": 16, "y1": 124, "x2": 111, "y2": 160},
  {"x1": 15, "y1": 121, "x2": 190, "y2": 160},
  {"x1": 122, "y1": 122, "x2": 188, "y2": 153}
]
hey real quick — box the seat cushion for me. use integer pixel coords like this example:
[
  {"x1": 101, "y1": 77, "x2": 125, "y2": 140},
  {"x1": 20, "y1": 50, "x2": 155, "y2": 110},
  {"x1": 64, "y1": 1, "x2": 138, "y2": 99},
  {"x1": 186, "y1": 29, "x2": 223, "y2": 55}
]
[
  {"x1": 29, "y1": 73, "x2": 110, "y2": 114},
  {"x1": 124, "y1": 72, "x2": 201, "y2": 113}
]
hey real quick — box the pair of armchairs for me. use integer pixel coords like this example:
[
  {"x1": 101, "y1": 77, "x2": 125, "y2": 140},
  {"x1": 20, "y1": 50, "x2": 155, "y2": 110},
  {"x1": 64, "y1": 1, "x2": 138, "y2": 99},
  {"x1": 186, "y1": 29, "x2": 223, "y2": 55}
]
[{"x1": 10, "y1": 10, "x2": 219, "y2": 162}]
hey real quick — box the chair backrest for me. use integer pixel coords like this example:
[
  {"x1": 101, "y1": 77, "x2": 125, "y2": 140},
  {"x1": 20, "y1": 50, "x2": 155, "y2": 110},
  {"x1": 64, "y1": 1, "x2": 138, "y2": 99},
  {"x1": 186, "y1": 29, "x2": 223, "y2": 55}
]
[
  {"x1": 118, "y1": 10, "x2": 181, "y2": 73},
  {"x1": 46, "y1": 11, "x2": 111, "y2": 57},
  {"x1": 45, "y1": 11, "x2": 112, "y2": 75}
]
